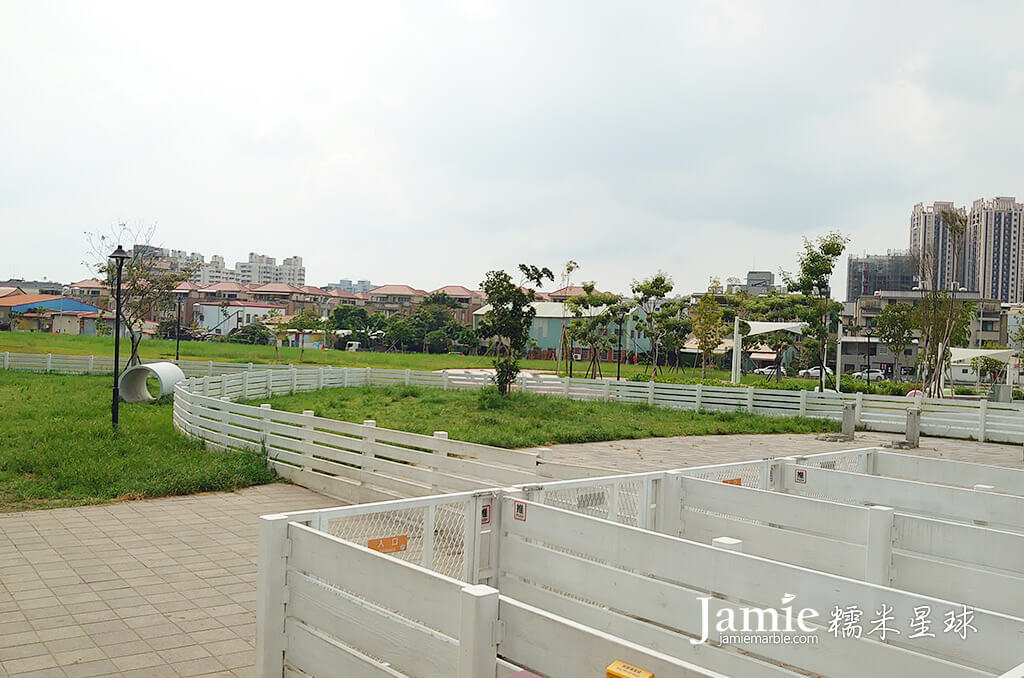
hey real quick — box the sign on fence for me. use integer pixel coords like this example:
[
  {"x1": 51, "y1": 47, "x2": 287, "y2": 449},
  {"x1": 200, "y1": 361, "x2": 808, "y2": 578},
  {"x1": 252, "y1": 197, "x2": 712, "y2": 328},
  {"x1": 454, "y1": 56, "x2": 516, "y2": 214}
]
[{"x1": 367, "y1": 535, "x2": 408, "y2": 554}]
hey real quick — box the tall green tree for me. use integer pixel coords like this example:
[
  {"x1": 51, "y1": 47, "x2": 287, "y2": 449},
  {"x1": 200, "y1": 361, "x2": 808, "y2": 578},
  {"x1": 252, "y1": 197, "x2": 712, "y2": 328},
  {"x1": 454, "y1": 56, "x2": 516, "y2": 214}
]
[
  {"x1": 875, "y1": 303, "x2": 915, "y2": 382},
  {"x1": 631, "y1": 273, "x2": 674, "y2": 378},
  {"x1": 477, "y1": 264, "x2": 554, "y2": 395},
  {"x1": 786, "y1": 232, "x2": 849, "y2": 391},
  {"x1": 565, "y1": 282, "x2": 620, "y2": 379},
  {"x1": 691, "y1": 283, "x2": 725, "y2": 378},
  {"x1": 653, "y1": 298, "x2": 692, "y2": 372}
]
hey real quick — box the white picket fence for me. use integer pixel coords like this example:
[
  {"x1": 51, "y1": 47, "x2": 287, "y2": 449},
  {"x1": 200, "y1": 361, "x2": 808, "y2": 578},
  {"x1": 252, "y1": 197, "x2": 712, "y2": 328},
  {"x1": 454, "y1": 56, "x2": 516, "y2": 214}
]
[
  {"x1": 262, "y1": 458, "x2": 1024, "y2": 678},
  {"x1": 5, "y1": 350, "x2": 1024, "y2": 443}
]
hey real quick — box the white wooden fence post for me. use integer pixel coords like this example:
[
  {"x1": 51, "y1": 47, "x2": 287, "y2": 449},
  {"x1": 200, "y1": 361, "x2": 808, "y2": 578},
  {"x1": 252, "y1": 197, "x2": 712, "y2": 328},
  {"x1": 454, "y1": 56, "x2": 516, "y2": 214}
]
[
  {"x1": 759, "y1": 458, "x2": 774, "y2": 489},
  {"x1": 362, "y1": 420, "x2": 376, "y2": 473},
  {"x1": 300, "y1": 410, "x2": 315, "y2": 472},
  {"x1": 799, "y1": 390, "x2": 808, "y2": 417},
  {"x1": 419, "y1": 503, "x2": 436, "y2": 571},
  {"x1": 647, "y1": 380, "x2": 655, "y2": 406},
  {"x1": 979, "y1": 399, "x2": 988, "y2": 443},
  {"x1": 443, "y1": 369, "x2": 450, "y2": 391},
  {"x1": 365, "y1": 366, "x2": 371, "y2": 385},
  {"x1": 88, "y1": 355, "x2": 94, "y2": 374},
  {"x1": 207, "y1": 360, "x2": 213, "y2": 377},
  {"x1": 457, "y1": 584, "x2": 500, "y2": 678},
  {"x1": 2, "y1": 352, "x2": 8, "y2": 370},
  {"x1": 654, "y1": 472, "x2": 682, "y2": 537},
  {"x1": 855, "y1": 392, "x2": 864, "y2": 426},
  {"x1": 563, "y1": 377, "x2": 570, "y2": 398},
  {"x1": 865, "y1": 505, "x2": 894, "y2": 585},
  {"x1": 695, "y1": 383, "x2": 703, "y2": 410},
  {"x1": 259, "y1": 404, "x2": 272, "y2": 453},
  {"x1": 747, "y1": 386, "x2": 755, "y2": 414},
  {"x1": 290, "y1": 366, "x2": 297, "y2": 394},
  {"x1": 603, "y1": 380, "x2": 611, "y2": 402},
  {"x1": 46, "y1": 353, "x2": 52, "y2": 373},
  {"x1": 343, "y1": 366, "x2": 350, "y2": 388},
  {"x1": 266, "y1": 371, "x2": 273, "y2": 398},
  {"x1": 256, "y1": 514, "x2": 290, "y2": 678},
  {"x1": 405, "y1": 368, "x2": 411, "y2": 386},
  {"x1": 317, "y1": 367, "x2": 324, "y2": 390},
  {"x1": 637, "y1": 477, "x2": 653, "y2": 529}
]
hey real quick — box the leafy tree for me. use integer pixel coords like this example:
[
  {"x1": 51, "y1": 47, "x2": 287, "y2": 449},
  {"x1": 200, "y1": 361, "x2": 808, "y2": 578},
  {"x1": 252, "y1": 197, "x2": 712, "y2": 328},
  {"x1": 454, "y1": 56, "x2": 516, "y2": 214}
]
[
  {"x1": 86, "y1": 223, "x2": 196, "y2": 365},
  {"x1": 228, "y1": 322, "x2": 272, "y2": 345},
  {"x1": 330, "y1": 305, "x2": 369, "y2": 330},
  {"x1": 912, "y1": 292, "x2": 973, "y2": 395},
  {"x1": 477, "y1": 264, "x2": 554, "y2": 395},
  {"x1": 875, "y1": 303, "x2": 915, "y2": 382},
  {"x1": 287, "y1": 310, "x2": 321, "y2": 361},
  {"x1": 970, "y1": 347, "x2": 1005, "y2": 386},
  {"x1": 652, "y1": 298, "x2": 692, "y2": 372},
  {"x1": 785, "y1": 232, "x2": 849, "y2": 391},
  {"x1": 761, "y1": 330, "x2": 796, "y2": 382},
  {"x1": 631, "y1": 272, "x2": 673, "y2": 378},
  {"x1": 565, "y1": 282, "x2": 620, "y2": 379},
  {"x1": 691, "y1": 282, "x2": 725, "y2": 378}
]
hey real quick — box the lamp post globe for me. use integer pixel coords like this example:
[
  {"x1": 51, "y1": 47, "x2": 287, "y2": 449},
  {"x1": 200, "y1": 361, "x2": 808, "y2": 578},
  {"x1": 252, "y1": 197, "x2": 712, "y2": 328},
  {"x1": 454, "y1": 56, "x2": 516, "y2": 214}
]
[{"x1": 109, "y1": 245, "x2": 130, "y2": 429}]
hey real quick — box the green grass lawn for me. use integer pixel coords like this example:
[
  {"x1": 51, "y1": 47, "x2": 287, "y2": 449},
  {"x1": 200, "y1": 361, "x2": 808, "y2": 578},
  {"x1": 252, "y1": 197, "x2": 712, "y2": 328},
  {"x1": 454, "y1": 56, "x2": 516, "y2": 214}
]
[
  {"x1": 0, "y1": 371, "x2": 275, "y2": 512},
  {"x1": 261, "y1": 385, "x2": 839, "y2": 448},
  {"x1": 0, "y1": 332, "x2": 824, "y2": 389}
]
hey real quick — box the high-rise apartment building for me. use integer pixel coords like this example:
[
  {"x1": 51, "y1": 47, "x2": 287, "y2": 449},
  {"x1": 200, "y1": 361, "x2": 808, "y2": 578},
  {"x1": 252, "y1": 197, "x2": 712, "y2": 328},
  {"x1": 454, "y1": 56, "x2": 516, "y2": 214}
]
[
  {"x1": 845, "y1": 251, "x2": 916, "y2": 302},
  {"x1": 136, "y1": 246, "x2": 306, "y2": 286},
  {"x1": 909, "y1": 201, "x2": 967, "y2": 291},
  {"x1": 964, "y1": 196, "x2": 1024, "y2": 303}
]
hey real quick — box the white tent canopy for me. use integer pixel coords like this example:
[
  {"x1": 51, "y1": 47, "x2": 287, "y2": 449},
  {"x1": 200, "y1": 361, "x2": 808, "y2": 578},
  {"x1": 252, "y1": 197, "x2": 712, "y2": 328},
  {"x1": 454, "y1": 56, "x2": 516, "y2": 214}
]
[
  {"x1": 949, "y1": 347, "x2": 1016, "y2": 365},
  {"x1": 743, "y1": 320, "x2": 805, "y2": 337},
  {"x1": 731, "y1": 320, "x2": 806, "y2": 383}
]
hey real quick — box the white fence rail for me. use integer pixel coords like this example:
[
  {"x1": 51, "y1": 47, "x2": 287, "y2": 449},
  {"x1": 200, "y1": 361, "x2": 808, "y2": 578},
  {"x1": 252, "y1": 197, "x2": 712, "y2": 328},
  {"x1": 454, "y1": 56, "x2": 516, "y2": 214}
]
[
  {"x1": 262, "y1": 479, "x2": 1024, "y2": 677},
  {"x1": 5, "y1": 350, "x2": 1024, "y2": 443}
]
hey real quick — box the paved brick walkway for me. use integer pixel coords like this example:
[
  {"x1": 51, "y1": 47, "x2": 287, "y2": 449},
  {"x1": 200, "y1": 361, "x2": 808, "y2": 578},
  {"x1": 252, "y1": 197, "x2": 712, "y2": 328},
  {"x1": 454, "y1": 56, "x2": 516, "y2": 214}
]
[
  {"x1": 2, "y1": 434, "x2": 1021, "y2": 677},
  {"x1": 535, "y1": 431, "x2": 1024, "y2": 472},
  {"x1": 0, "y1": 484, "x2": 335, "y2": 678}
]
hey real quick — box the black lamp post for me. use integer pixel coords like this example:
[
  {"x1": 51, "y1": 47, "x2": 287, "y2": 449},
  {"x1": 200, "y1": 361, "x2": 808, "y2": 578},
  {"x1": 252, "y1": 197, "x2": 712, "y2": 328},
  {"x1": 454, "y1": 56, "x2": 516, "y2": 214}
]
[
  {"x1": 865, "y1": 326, "x2": 874, "y2": 387},
  {"x1": 110, "y1": 245, "x2": 130, "y2": 429},
  {"x1": 616, "y1": 313, "x2": 625, "y2": 381},
  {"x1": 175, "y1": 296, "x2": 182, "y2": 362}
]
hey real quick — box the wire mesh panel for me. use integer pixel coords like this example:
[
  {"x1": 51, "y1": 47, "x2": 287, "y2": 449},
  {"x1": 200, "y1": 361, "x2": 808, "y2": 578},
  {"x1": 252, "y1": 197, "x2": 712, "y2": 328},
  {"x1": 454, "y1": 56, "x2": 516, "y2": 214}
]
[
  {"x1": 681, "y1": 462, "x2": 762, "y2": 488},
  {"x1": 322, "y1": 498, "x2": 471, "y2": 579},
  {"x1": 799, "y1": 451, "x2": 865, "y2": 473}
]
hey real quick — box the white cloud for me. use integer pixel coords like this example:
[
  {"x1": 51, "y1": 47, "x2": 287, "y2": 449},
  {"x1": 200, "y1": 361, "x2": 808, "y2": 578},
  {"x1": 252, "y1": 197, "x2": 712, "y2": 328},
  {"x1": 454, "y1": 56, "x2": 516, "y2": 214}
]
[{"x1": 2, "y1": 1, "x2": 1024, "y2": 298}]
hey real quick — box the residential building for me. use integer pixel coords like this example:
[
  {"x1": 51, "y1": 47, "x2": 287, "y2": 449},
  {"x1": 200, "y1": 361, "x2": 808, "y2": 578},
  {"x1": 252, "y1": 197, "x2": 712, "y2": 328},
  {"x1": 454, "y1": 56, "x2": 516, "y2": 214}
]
[
  {"x1": 364, "y1": 285, "x2": 428, "y2": 316},
  {"x1": 326, "y1": 279, "x2": 374, "y2": 294},
  {"x1": 848, "y1": 289, "x2": 1003, "y2": 351},
  {"x1": 235, "y1": 253, "x2": 305, "y2": 286},
  {"x1": 192, "y1": 301, "x2": 285, "y2": 336},
  {"x1": 0, "y1": 279, "x2": 62, "y2": 296},
  {"x1": 0, "y1": 286, "x2": 25, "y2": 298},
  {"x1": 431, "y1": 285, "x2": 486, "y2": 325},
  {"x1": 136, "y1": 247, "x2": 306, "y2": 286},
  {"x1": 66, "y1": 278, "x2": 109, "y2": 304},
  {"x1": 0, "y1": 294, "x2": 102, "y2": 332},
  {"x1": 472, "y1": 301, "x2": 648, "y2": 360},
  {"x1": 845, "y1": 251, "x2": 916, "y2": 302},
  {"x1": 963, "y1": 196, "x2": 1024, "y2": 303},
  {"x1": 839, "y1": 336, "x2": 919, "y2": 379},
  {"x1": 724, "y1": 271, "x2": 786, "y2": 295},
  {"x1": 909, "y1": 201, "x2": 967, "y2": 291}
]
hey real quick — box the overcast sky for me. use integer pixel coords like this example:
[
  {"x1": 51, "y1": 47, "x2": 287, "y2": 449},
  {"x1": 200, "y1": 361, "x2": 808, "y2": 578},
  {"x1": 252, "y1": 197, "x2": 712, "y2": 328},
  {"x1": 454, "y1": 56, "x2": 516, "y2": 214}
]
[{"x1": 3, "y1": 1, "x2": 1024, "y2": 297}]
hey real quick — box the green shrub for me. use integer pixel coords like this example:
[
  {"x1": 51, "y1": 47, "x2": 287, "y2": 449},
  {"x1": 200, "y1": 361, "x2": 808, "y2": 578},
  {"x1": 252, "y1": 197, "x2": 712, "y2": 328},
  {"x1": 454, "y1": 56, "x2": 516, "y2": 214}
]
[{"x1": 954, "y1": 386, "x2": 979, "y2": 396}]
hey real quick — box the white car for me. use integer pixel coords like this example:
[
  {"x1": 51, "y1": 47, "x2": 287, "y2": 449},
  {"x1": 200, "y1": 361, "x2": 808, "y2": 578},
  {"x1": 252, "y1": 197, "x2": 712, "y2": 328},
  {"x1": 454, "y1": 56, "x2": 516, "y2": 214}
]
[
  {"x1": 754, "y1": 365, "x2": 786, "y2": 377},
  {"x1": 798, "y1": 366, "x2": 833, "y2": 378},
  {"x1": 852, "y1": 369, "x2": 885, "y2": 381}
]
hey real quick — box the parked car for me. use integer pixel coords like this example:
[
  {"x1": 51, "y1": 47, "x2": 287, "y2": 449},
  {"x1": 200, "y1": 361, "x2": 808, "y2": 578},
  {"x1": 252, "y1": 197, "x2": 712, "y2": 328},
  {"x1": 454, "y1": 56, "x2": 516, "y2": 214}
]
[
  {"x1": 754, "y1": 365, "x2": 787, "y2": 377},
  {"x1": 798, "y1": 366, "x2": 834, "y2": 378},
  {"x1": 852, "y1": 369, "x2": 885, "y2": 381}
]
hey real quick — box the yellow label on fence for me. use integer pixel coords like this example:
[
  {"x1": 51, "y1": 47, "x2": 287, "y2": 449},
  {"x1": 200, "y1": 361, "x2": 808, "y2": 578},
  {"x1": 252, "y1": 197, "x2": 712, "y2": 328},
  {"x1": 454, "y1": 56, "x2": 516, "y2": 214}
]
[
  {"x1": 607, "y1": 660, "x2": 653, "y2": 678},
  {"x1": 722, "y1": 477, "x2": 742, "y2": 486},
  {"x1": 367, "y1": 535, "x2": 407, "y2": 554}
]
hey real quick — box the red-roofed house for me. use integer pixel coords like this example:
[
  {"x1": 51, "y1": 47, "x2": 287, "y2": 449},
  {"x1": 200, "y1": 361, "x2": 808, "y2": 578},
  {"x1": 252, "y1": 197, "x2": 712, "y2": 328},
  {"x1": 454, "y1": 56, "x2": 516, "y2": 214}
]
[
  {"x1": 431, "y1": 285, "x2": 487, "y2": 325},
  {"x1": 365, "y1": 285, "x2": 428, "y2": 316},
  {"x1": 548, "y1": 285, "x2": 613, "y2": 302}
]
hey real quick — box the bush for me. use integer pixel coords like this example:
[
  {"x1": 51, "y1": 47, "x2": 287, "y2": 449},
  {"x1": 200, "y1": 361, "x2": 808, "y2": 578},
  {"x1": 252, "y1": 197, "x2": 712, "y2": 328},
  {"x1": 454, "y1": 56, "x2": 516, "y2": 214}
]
[
  {"x1": 838, "y1": 378, "x2": 916, "y2": 396},
  {"x1": 1013, "y1": 389, "x2": 1023, "y2": 400},
  {"x1": 954, "y1": 386, "x2": 979, "y2": 396},
  {"x1": 477, "y1": 386, "x2": 510, "y2": 410}
]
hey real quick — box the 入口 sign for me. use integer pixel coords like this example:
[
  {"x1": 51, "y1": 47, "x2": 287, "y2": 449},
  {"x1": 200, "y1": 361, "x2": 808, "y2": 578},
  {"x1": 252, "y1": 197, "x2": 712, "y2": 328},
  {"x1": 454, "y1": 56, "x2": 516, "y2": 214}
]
[{"x1": 367, "y1": 535, "x2": 408, "y2": 554}]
